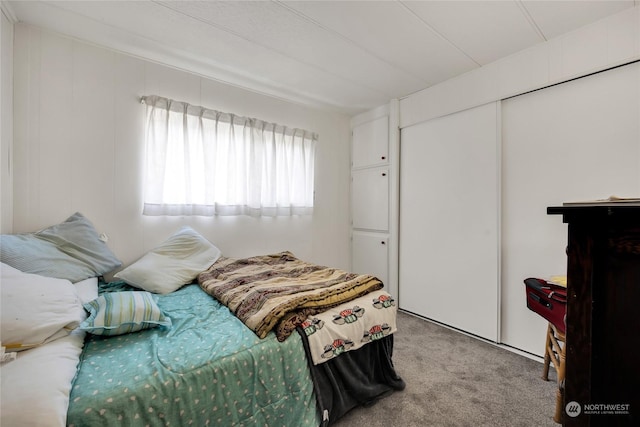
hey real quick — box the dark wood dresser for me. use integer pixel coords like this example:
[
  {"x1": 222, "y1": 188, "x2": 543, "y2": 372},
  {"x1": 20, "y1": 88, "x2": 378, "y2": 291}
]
[{"x1": 547, "y1": 203, "x2": 640, "y2": 427}]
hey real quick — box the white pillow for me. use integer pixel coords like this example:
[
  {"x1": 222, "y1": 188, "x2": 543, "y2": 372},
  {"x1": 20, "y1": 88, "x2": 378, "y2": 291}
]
[
  {"x1": 114, "y1": 226, "x2": 221, "y2": 294},
  {"x1": 73, "y1": 277, "x2": 99, "y2": 304},
  {"x1": 0, "y1": 332, "x2": 86, "y2": 427},
  {"x1": 0, "y1": 263, "x2": 86, "y2": 352}
]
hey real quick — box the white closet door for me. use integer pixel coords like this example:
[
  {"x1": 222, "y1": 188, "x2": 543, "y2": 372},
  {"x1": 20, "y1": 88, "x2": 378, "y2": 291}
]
[
  {"x1": 399, "y1": 102, "x2": 499, "y2": 341},
  {"x1": 352, "y1": 231, "x2": 388, "y2": 286},
  {"x1": 351, "y1": 167, "x2": 389, "y2": 231},
  {"x1": 501, "y1": 62, "x2": 640, "y2": 355},
  {"x1": 352, "y1": 116, "x2": 389, "y2": 168}
]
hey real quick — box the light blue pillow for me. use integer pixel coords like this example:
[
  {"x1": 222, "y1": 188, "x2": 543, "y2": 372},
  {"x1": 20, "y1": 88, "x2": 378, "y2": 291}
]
[
  {"x1": 0, "y1": 212, "x2": 122, "y2": 283},
  {"x1": 80, "y1": 291, "x2": 171, "y2": 336}
]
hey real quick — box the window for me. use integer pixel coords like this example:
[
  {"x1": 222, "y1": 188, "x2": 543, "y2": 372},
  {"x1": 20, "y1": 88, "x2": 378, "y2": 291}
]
[{"x1": 141, "y1": 95, "x2": 317, "y2": 217}]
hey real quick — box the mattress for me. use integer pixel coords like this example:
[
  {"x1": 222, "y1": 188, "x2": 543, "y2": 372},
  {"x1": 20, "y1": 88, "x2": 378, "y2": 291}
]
[{"x1": 67, "y1": 284, "x2": 320, "y2": 427}]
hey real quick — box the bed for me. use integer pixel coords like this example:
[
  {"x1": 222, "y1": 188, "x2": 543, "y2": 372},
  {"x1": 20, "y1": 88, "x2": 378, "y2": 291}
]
[{"x1": 0, "y1": 213, "x2": 404, "y2": 427}]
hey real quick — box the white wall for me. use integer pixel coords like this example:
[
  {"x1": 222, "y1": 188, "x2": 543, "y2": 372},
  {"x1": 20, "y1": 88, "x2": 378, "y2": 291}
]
[
  {"x1": 12, "y1": 23, "x2": 352, "y2": 272},
  {"x1": 0, "y1": 6, "x2": 13, "y2": 234}
]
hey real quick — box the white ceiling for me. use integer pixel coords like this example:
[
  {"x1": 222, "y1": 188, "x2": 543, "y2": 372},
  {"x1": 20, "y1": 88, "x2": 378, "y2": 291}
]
[{"x1": 7, "y1": 0, "x2": 638, "y2": 115}]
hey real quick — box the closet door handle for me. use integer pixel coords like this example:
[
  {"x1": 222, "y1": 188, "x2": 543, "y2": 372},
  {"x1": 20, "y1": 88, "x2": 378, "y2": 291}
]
[
  {"x1": 382, "y1": 172, "x2": 387, "y2": 177},
  {"x1": 381, "y1": 156, "x2": 386, "y2": 160}
]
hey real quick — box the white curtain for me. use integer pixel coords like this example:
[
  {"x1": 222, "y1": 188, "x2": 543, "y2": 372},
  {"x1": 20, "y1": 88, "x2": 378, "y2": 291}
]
[{"x1": 141, "y1": 95, "x2": 317, "y2": 217}]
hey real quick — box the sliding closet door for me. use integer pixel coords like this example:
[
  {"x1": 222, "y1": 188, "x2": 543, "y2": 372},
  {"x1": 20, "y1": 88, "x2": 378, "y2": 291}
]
[
  {"x1": 501, "y1": 62, "x2": 640, "y2": 355},
  {"x1": 399, "y1": 102, "x2": 499, "y2": 341}
]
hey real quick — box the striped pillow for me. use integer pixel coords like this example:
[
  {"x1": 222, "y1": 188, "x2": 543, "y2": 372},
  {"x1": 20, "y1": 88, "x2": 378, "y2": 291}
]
[
  {"x1": 80, "y1": 291, "x2": 171, "y2": 336},
  {"x1": 0, "y1": 212, "x2": 122, "y2": 283}
]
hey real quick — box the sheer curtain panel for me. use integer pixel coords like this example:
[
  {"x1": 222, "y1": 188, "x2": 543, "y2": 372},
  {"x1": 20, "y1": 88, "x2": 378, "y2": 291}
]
[{"x1": 141, "y1": 95, "x2": 317, "y2": 217}]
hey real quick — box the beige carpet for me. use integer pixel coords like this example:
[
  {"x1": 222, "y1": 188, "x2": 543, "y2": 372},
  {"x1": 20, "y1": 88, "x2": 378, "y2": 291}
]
[{"x1": 333, "y1": 311, "x2": 559, "y2": 427}]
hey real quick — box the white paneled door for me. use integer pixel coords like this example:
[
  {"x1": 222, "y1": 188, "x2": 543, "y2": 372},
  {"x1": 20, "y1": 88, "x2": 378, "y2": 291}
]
[
  {"x1": 399, "y1": 102, "x2": 499, "y2": 341},
  {"x1": 352, "y1": 231, "x2": 389, "y2": 286},
  {"x1": 352, "y1": 115, "x2": 388, "y2": 169},
  {"x1": 501, "y1": 61, "x2": 640, "y2": 355},
  {"x1": 351, "y1": 167, "x2": 389, "y2": 232}
]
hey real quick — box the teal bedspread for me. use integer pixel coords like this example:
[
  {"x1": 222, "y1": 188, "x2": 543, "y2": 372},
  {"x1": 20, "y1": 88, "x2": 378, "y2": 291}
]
[{"x1": 67, "y1": 284, "x2": 320, "y2": 427}]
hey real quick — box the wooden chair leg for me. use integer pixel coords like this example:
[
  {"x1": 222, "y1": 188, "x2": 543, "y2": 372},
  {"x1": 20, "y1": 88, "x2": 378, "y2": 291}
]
[
  {"x1": 553, "y1": 383, "x2": 564, "y2": 423},
  {"x1": 552, "y1": 325, "x2": 566, "y2": 424},
  {"x1": 556, "y1": 338, "x2": 566, "y2": 384},
  {"x1": 542, "y1": 322, "x2": 566, "y2": 424},
  {"x1": 542, "y1": 324, "x2": 552, "y2": 381}
]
